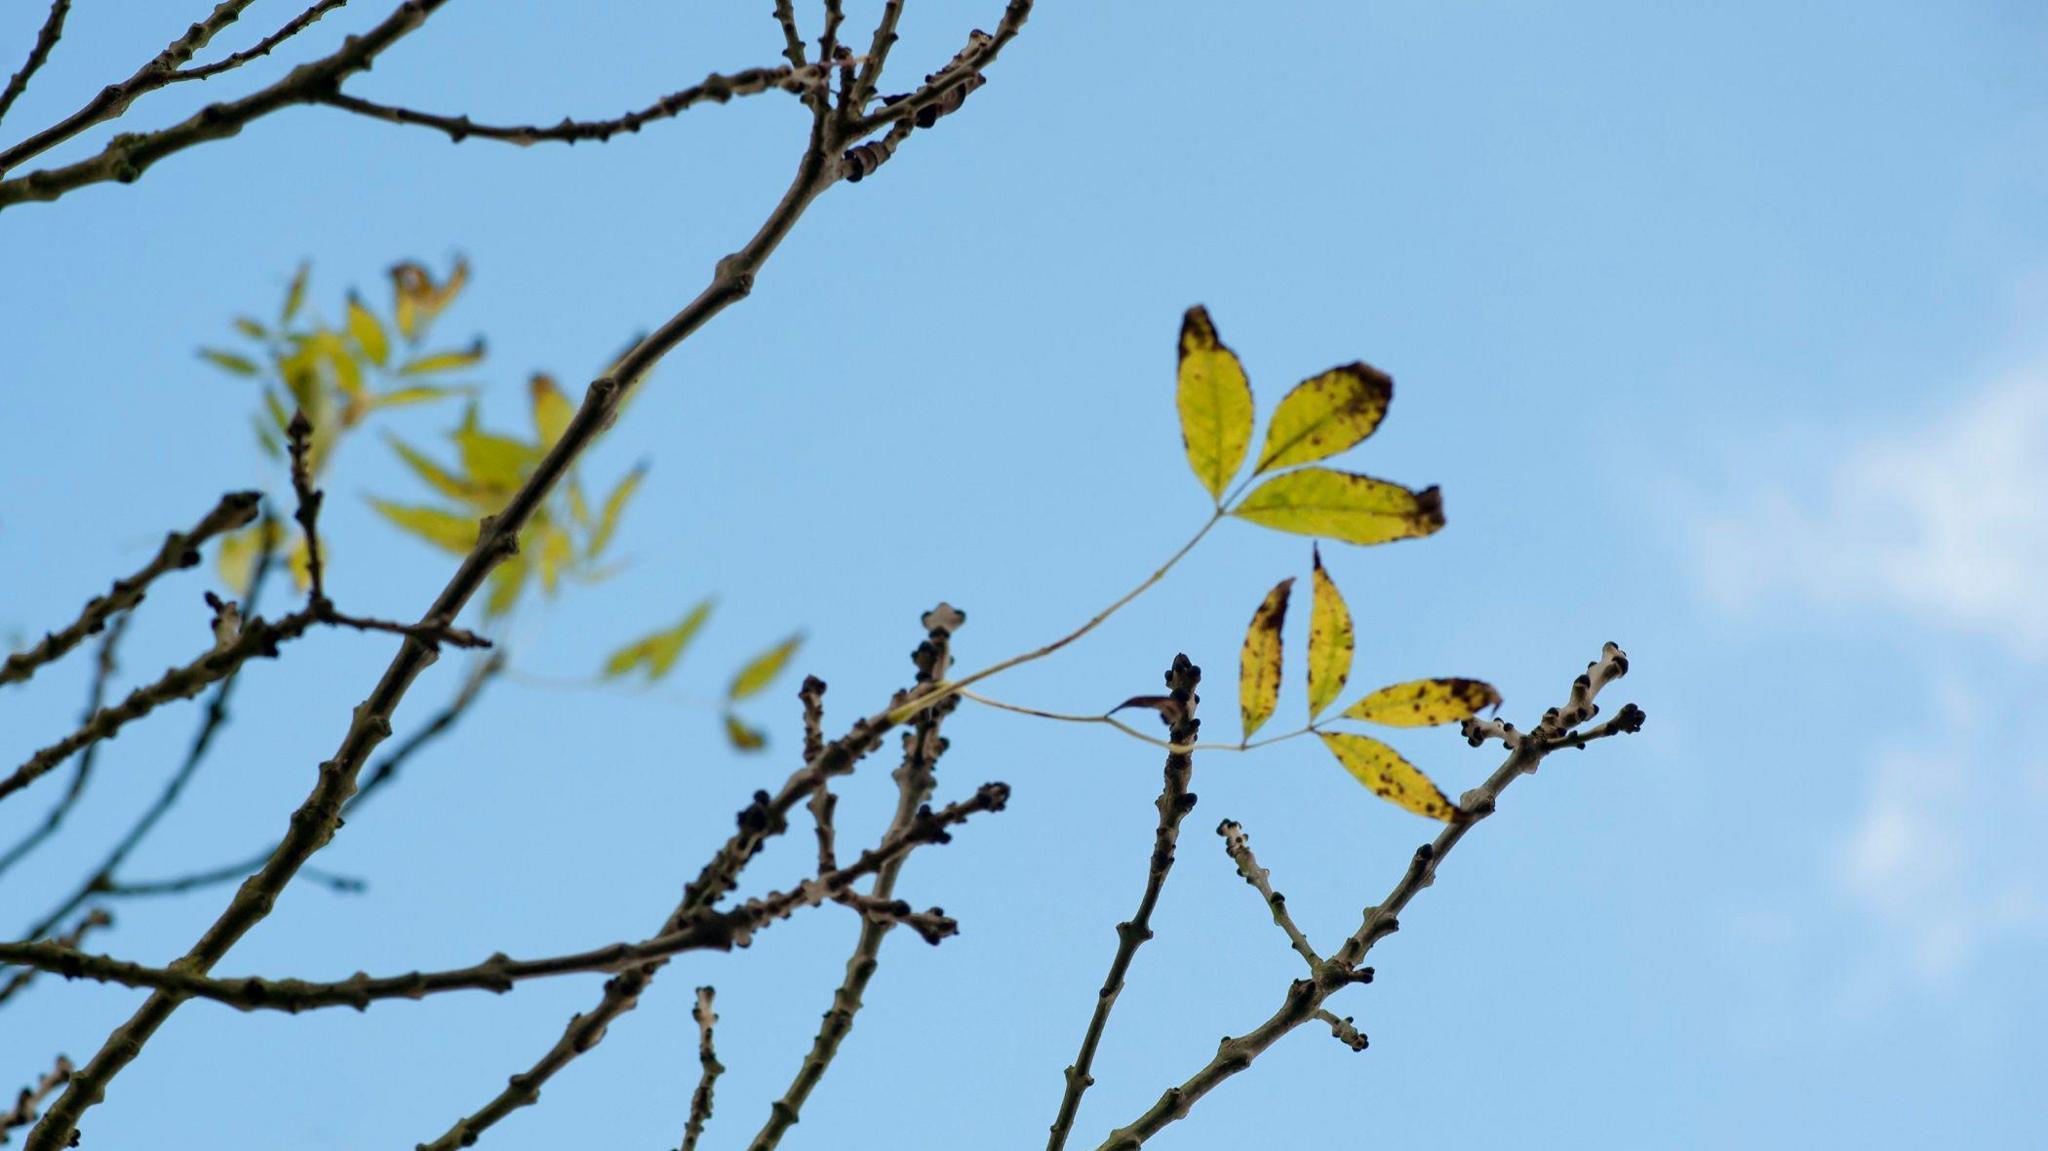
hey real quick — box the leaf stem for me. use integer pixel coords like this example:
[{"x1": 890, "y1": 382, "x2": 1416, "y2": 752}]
[{"x1": 956, "y1": 689, "x2": 1318, "y2": 755}]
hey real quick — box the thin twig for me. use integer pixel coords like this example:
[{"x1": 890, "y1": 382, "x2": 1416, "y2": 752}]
[
  {"x1": 0, "y1": 1054, "x2": 71, "y2": 1144},
  {"x1": 680, "y1": 986, "x2": 723, "y2": 1151},
  {"x1": 0, "y1": 0, "x2": 70, "y2": 126},
  {"x1": 1310, "y1": 1009, "x2": 1367, "y2": 1052},
  {"x1": 317, "y1": 63, "x2": 820, "y2": 147},
  {"x1": 1217, "y1": 820, "x2": 1319, "y2": 969},
  {"x1": 0, "y1": 910, "x2": 109, "y2": 1010},
  {"x1": 1046, "y1": 654, "x2": 1201, "y2": 1151},
  {"x1": 0, "y1": 614, "x2": 131, "y2": 880},
  {"x1": 0, "y1": 786, "x2": 1004, "y2": 1014},
  {"x1": 0, "y1": 490, "x2": 259, "y2": 688},
  {"x1": 0, "y1": 0, "x2": 452, "y2": 211},
  {"x1": 771, "y1": 0, "x2": 808, "y2": 69},
  {"x1": 168, "y1": 0, "x2": 351, "y2": 83},
  {"x1": 1094, "y1": 646, "x2": 1644, "y2": 1150},
  {"x1": 746, "y1": 604, "x2": 964, "y2": 1151},
  {"x1": 285, "y1": 410, "x2": 325, "y2": 602}
]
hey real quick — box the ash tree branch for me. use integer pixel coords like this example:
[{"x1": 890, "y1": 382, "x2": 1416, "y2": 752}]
[
  {"x1": 1216, "y1": 819, "x2": 1319, "y2": 969},
  {"x1": 746, "y1": 603, "x2": 965, "y2": 1151},
  {"x1": 0, "y1": 614, "x2": 132, "y2": 881},
  {"x1": 0, "y1": 784, "x2": 1006, "y2": 1014},
  {"x1": 317, "y1": 62, "x2": 826, "y2": 146},
  {"x1": 1045, "y1": 654, "x2": 1202, "y2": 1151},
  {"x1": 680, "y1": 986, "x2": 722, "y2": 1151},
  {"x1": 0, "y1": 0, "x2": 70, "y2": 126},
  {"x1": 1, "y1": 1054, "x2": 72, "y2": 1144},
  {"x1": 0, "y1": 909, "x2": 109, "y2": 1010},
  {"x1": 0, "y1": 0, "x2": 452, "y2": 210},
  {"x1": 1094, "y1": 644, "x2": 1645, "y2": 1151},
  {"x1": 0, "y1": 490, "x2": 259, "y2": 689},
  {"x1": 168, "y1": 0, "x2": 352, "y2": 84},
  {"x1": 28, "y1": 2, "x2": 1035, "y2": 1140}
]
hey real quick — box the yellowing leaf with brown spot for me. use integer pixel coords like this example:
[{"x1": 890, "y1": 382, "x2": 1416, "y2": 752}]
[
  {"x1": 346, "y1": 293, "x2": 389, "y2": 368},
  {"x1": 370, "y1": 500, "x2": 477, "y2": 555},
  {"x1": 1306, "y1": 546, "x2": 1352, "y2": 720},
  {"x1": 1176, "y1": 306, "x2": 1254, "y2": 503},
  {"x1": 1342, "y1": 678, "x2": 1502, "y2": 727},
  {"x1": 1231, "y1": 467, "x2": 1444, "y2": 546},
  {"x1": 530, "y1": 374, "x2": 574, "y2": 447},
  {"x1": 1255, "y1": 362, "x2": 1393, "y2": 474},
  {"x1": 728, "y1": 634, "x2": 803, "y2": 701},
  {"x1": 1239, "y1": 577, "x2": 1293, "y2": 740},
  {"x1": 1317, "y1": 732, "x2": 1458, "y2": 821}
]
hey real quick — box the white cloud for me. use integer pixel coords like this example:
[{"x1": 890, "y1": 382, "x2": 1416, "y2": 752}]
[{"x1": 1695, "y1": 367, "x2": 2048, "y2": 655}]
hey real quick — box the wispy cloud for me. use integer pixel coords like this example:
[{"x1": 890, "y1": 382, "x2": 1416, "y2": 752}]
[{"x1": 1694, "y1": 366, "x2": 2048, "y2": 655}]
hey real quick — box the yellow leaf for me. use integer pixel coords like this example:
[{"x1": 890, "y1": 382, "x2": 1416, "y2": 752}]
[
  {"x1": 199, "y1": 348, "x2": 260, "y2": 377},
  {"x1": 454, "y1": 407, "x2": 538, "y2": 495},
  {"x1": 1176, "y1": 305, "x2": 1254, "y2": 503},
  {"x1": 537, "y1": 524, "x2": 572, "y2": 594},
  {"x1": 724, "y1": 712, "x2": 767, "y2": 752},
  {"x1": 398, "y1": 340, "x2": 486, "y2": 376},
  {"x1": 285, "y1": 531, "x2": 318, "y2": 592},
  {"x1": 385, "y1": 433, "x2": 480, "y2": 504},
  {"x1": 281, "y1": 263, "x2": 309, "y2": 323},
  {"x1": 1306, "y1": 545, "x2": 1352, "y2": 720},
  {"x1": 1239, "y1": 577, "x2": 1293, "y2": 739},
  {"x1": 1342, "y1": 678, "x2": 1502, "y2": 728},
  {"x1": 1231, "y1": 467, "x2": 1444, "y2": 546},
  {"x1": 370, "y1": 500, "x2": 477, "y2": 555},
  {"x1": 216, "y1": 525, "x2": 263, "y2": 595},
  {"x1": 529, "y1": 374, "x2": 574, "y2": 448},
  {"x1": 588, "y1": 464, "x2": 645, "y2": 558},
  {"x1": 373, "y1": 384, "x2": 472, "y2": 409},
  {"x1": 484, "y1": 553, "x2": 527, "y2": 617},
  {"x1": 346, "y1": 293, "x2": 389, "y2": 368},
  {"x1": 1255, "y1": 362, "x2": 1393, "y2": 474},
  {"x1": 728, "y1": 633, "x2": 803, "y2": 701},
  {"x1": 1317, "y1": 732, "x2": 1458, "y2": 821},
  {"x1": 603, "y1": 601, "x2": 712, "y2": 680}
]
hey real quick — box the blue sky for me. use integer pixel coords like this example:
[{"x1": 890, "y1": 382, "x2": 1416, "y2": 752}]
[{"x1": 3, "y1": 2, "x2": 2045, "y2": 1147}]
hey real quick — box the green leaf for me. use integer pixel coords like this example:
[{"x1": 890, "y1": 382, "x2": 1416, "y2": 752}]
[
  {"x1": 385, "y1": 433, "x2": 479, "y2": 504},
  {"x1": 252, "y1": 416, "x2": 283, "y2": 460},
  {"x1": 1176, "y1": 305, "x2": 1254, "y2": 503},
  {"x1": 529, "y1": 374, "x2": 574, "y2": 448},
  {"x1": 1255, "y1": 362, "x2": 1394, "y2": 474},
  {"x1": 454, "y1": 406, "x2": 538, "y2": 495},
  {"x1": 1341, "y1": 678, "x2": 1502, "y2": 728},
  {"x1": 588, "y1": 464, "x2": 645, "y2": 559},
  {"x1": 602, "y1": 601, "x2": 712, "y2": 681},
  {"x1": 398, "y1": 339, "x2": 486, "y2": 376},
  {"x1": 199, "y1": 348, "x2": 260, "y2": 377},
  {"x1": 233, "y1": 316, "x2": 269, "y2": 341},
  {"x1": 728, "y1": 633, "x2": 803, "y2": 701},
  {"x1": 1238, "y1": 577, "x2": 1293, "y2": 740},
  {"x1": 372, "y1": 384, "x2": 472, "y2": 409},
  {"x1": 346, "y1": 293, "x2": 389, "y2": 368},
  {"x1": 1317, "y1": 732, "x2": 1458, "y2": 821},
  {"x1": 484, "y1": 553, "x2": 527, "y2": 617},
  {"x1": 723, "y1": 711, "x2": 767, "y2": 752},
  {"x1": 1231, "y1": 468, "x2": 1444, "y2": 546},
  {"x1": 1306, "y1": 545, "x2": 1353, "y2": 720},
  {"x1": 282, "y1": 263, "x2": 309, "y2": 323},
  {"x1": 369, "y1": 499, "x2": 478, "y2": 555}
]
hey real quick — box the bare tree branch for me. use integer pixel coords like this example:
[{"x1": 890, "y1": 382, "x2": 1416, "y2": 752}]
[
  {"x1": 1216, "y1": 819, "x2": 1319, "y2": 970},
  {"x1": 1093, "y1": 645, "x2": 1645, "y2": 1150},
  {"x1": 0, "y1": 0, "x2": 70, "y2": 126},
  {"x1": 745, "y1": 603, "x2": 964, "y2": 1151},
  {"x1": 0, "y1": 785, "x2": 1005, "y2": 1013},
  {"x1": 316, "y1": 62, "x2": 824, "y2": 147},
  {"x1": 0, "y1": 1054, "x2": 71, "y2": 1144},
  {"x1": 168, "y1": 0, "x2": 352, "y2": 84},
  {"x1": 680, "y1": 986, "x2": 722, "y2": 1151},
  {"x1": 0, "y1": 615, "x2": 131, "y2": 881},
  {"x1": 0, "y1": 490, "x2": 258, "y2": 689},
  {"x1": 0, "y1": 910, "x2": 109, "y2": 1010},
  {"x1": 1045, "y1": 654, "x2": 1201, "y2": 1151}
]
